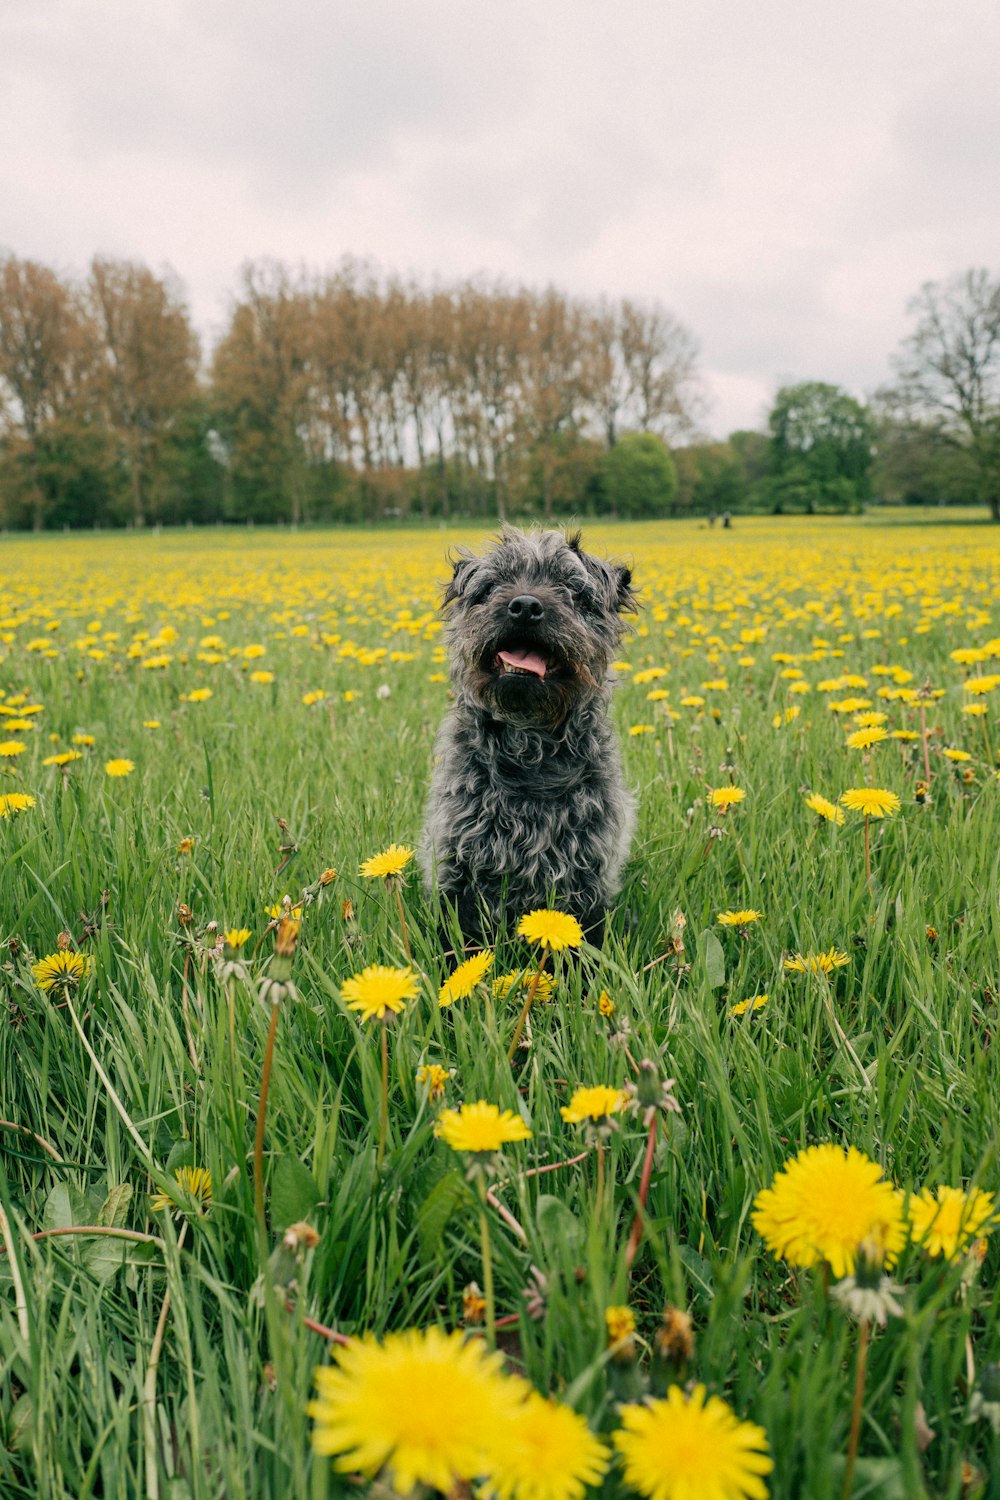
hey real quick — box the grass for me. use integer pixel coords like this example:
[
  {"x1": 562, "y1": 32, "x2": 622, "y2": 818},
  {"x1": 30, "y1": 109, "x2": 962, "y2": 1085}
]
[{"x1": 0, "y1": 514, "x2": 998, "y2": 1498}]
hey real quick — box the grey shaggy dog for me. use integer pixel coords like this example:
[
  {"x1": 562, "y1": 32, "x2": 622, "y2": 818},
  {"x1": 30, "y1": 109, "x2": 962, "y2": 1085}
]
[{"x1": 420, "y1": 526, "x2": 637, "y2": 944}]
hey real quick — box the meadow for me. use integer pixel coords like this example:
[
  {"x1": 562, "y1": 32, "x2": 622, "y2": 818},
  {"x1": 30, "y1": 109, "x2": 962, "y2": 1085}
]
[{"x1": 0, "y1": 514, "x2": 998, "y2": 1500}]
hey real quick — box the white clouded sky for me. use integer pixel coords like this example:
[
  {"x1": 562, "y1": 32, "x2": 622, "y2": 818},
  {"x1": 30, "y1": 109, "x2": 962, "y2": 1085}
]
[{"x1": 2, "y1": 0, "x2": 997, "y2": 435}]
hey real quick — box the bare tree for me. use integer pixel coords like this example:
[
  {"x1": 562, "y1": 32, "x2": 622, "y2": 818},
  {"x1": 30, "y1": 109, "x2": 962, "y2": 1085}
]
[
  {"x1": 0, "y1": 254, "x2": 95, "y2": 529},
  {"x1": 886, "y1": 268, "x2": 1000, "y2": 520},
  {"x1": 213, "y1": 260, "x2": 312, "y2": 522},
  {"x1": 521, "y1": 288, "x2": 590, "y2": 520},
  {"x1": 619, "y1": 299, "x2": 701, "y2": 441},
  {"x1": 86, "y1": 257, "x2": 200, "y2": 525}
]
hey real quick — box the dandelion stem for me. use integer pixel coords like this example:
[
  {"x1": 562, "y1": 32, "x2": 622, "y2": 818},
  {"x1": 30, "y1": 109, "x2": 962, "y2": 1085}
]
[
  {"x1": 596, "y1": 1139, "x2": 606, "y2": 1218},
  {"x1": 477, "y1": 1178, "x2": 496, "y2": 1348},
  {"x1": 226, "y1": 977, "x2": 237, "y2": 1065},
  {"x1": 507, "y1": 953, "x2": 547, "y2": 1063},
  {"x1": 254, "y1": 999, "x2": 281, "y2": 1240},
  {"x1": 919, "y1": 700, "x2": 931, "y2": 786},
  {"x1": 841, "y1": 1317, "x2": 870, "y2": 1500},
  {"x1": 624, "y1": 1114, "x2": 659, "y2": 1271},
  {"x1": 377, "y1": 1022, "x2": 389, "y2": 1171},
  {"x1": 863, "y1": 814, "x2": 872, "y2": 887},
  {"x1": 393, "y1": 881, "x2": 412, "y2": 962}
]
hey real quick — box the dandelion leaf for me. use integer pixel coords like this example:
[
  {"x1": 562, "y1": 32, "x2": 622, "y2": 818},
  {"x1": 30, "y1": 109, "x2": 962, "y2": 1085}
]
[
  {"x1": 416, "y1": 1169, "x2": 468, "y2": 1257},
  {"x1": 698, "y1": 929, "x2": 726, "y2": 989},
  {"x1": 271, "y1": 1155, "x2": 320, "y2": 1231}
]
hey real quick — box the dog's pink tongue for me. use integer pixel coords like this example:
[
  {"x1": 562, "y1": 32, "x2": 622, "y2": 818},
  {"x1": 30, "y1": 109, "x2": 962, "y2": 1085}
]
[{"x1": 498, "y1": 648, "x2": 547, "y2": 678}]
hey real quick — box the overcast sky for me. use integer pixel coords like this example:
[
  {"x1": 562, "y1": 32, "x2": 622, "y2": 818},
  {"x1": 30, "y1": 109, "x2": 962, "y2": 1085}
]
[{"x1": 2, "y1": 0, "x2": 997, "y2": 436}]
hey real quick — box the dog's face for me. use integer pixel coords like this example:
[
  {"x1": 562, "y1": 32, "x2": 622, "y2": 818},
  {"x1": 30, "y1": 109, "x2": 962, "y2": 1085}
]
[{"x1": 443, "y1": 527, "x2": 636, "y2": 728}]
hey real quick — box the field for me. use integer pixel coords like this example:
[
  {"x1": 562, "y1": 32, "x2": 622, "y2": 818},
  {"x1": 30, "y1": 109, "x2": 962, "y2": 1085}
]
[{"x1": 1, "y1": 515, "x2": 999, "y2": 1500}]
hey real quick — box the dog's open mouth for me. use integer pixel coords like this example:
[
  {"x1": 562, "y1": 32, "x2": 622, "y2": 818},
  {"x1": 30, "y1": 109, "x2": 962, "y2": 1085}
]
[{"x1": 488, "y1": 640, "x2": 563, "y2": 680}]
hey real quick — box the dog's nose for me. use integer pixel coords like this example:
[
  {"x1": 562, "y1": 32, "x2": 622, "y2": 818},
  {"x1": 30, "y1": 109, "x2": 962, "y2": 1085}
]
[{"x1": 507, "y1": 594, "x2": 545, "y2": 624}]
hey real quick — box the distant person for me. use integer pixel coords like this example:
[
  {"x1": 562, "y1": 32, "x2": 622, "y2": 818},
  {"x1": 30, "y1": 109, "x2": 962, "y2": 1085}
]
[
  {"x1": 708, "y1": 510, "x2": 717, "y2": 527},
  {"x1": 722, "y1": 511, "x2": 732, "y2": 529}
]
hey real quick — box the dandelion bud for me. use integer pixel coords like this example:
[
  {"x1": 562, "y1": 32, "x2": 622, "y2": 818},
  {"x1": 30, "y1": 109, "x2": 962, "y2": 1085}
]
[
  {"x1": 178, "y1": 903, "x2": 193, "y2": 927},
  {"x1": 605, "y1": 1304, "x2": 636, "y2": 1361},
  {"x1": 282, "y1": 1220, "x2": 320, "y2": 1253},
  {"x1": 342, "y1": 898, "x2": 355, "y2": 923},
  {"x1": 319, "y1": 867, "x2": 337, "y2": 886},
  {"x1": 56, "y1": 929, "x2": 73, "y2": 951},
  {"x1": 652, "y1": 1305, "x2": 694, "y2": 1391},
  {"x1": 634, "y1": 1059, "x2": 663, "y2": 1111},
  {"x1": 462, "y1": 1282, "x2": 486, "y2": 1325},
  {"x1": 275, "y1": 916, "x2": 300, "y2": 958}
]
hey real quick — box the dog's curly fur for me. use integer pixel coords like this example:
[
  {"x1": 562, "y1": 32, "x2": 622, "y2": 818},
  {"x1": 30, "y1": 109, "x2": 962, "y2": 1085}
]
[{"x1": 420, "y1": 526, "x2": 637, "y2": 942}]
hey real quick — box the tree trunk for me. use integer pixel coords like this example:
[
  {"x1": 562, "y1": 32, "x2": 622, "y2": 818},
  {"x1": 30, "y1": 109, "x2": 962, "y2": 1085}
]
[{"x1": 132, "y1": 453, "x2": 145, "y2": 527}]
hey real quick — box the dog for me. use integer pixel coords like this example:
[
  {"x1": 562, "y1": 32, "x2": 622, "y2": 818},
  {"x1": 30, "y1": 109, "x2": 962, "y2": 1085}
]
[{"x1": 420, "y1": 526, "x2": 637, "y2": 945}]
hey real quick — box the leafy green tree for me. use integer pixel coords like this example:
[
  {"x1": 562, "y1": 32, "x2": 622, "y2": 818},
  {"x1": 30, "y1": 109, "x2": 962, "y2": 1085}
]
[
  {"x1": 601, "y1": 430, "x2": 677, "y2": 517},
  {"x1": 768, "y1": 381, "x2": 875, "y2": 512}
]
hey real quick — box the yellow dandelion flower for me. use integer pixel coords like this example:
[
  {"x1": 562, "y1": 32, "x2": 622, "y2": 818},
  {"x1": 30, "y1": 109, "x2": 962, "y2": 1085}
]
[
  {"x1": 717, "y1": 909, "x2": 762, "y2": 927},
  {"x1": 438, "y1": 950, "x2": 494, "y2": 1007},
  {"x1": 0, "y1": 741, "x2": 27, "y2": 758},
  {"x1": 679, "y1": 694, "x2": 705, "y2": 708},
  {"x1": 341, "y1": 964, "x2": 418, "y2": 1023},
  {"x1": 308, "y1": 1326, "x2": 519, "y2": 1493},
  {"x1": 31, "y1": 950, "x2": 91, "y2": 992},
  {"x1": 852, "y1": 711, "x2": 888, "y2": 727},
  {"x1": 0, "y1": 792, "x2": 35, "y2": 818},
  {"x1": 185, "y1": 688, "x2": 213, "y2": 703},
  {"x1": 598, "y1": 990, "x2": 615, "y2": 1017},
  {"x1": 436, "y1": 1100, "x2": 532, "y2": 1154},
  {"x1": 730, "y1": 994, "x2": 769, "y2": 1017},
  {"x1": 943, "y1": 748, "x2": 972, "y2": 763},
  {"x1": 752, "y1": 1143, "x2": 906, "y2": 1277},
  {"x1": 143, "y1": 720, "x2": 161, "y2": 730},
  {"x1": 629, "y1": 724, "x2": 657, "y2": 736},
  {"x1": 225, "y1": 928, "x2": 252, "y2": 949},
  {"x1": 485, "y1": 1391, "x2": 611, "y2": 1500},
  {"x1": 614, "y1": 1385, "x2": 773, "y2": 1500},
  {"x1": 150, "y1": 1165, "x2": 212, "y2": 1214},
  {"x1": 517, "y1": 909, "x2": 584, "y2": 950},
  {"x1": 416, "y1": 1063, "x2": 450, "y2": 1100},
  {"x1": 845, "y1": 727, "x2": 888, "y2": 750},
  {"x1": 302, "y1": 689, "x2": 326, "y2": 705},
  {"x1": 104, "y1": 758, "x2": 135, "y2": 778},
  {"x1": 493, "y1": 970, "x2": 556, "y2": 1004},
  {"x1": 839, "y1": 787, "x2": 900, "y2": 818},
  {"x1": 907, "y1": 1185, "x2": 996, "y2": 1260},
  {"x1": 249, "y1": 670, "x2": 275, "y2": 685},
  {"x1": 42, "y1": 750, "x2": 82, "y2": 767},
  {"x1": 560, "y1": 1084, "x2": 627, "y2": 1124},
  {"x1": 359, "y1": 843, "x2": 415, "y2": 879},
  {"x1": 783, "y1": 948, "x2": 851, "y2": 976},
  {"x1": 605, "y1": 1305, "x2": 636, "y2": 1344},
  {"x1": 804, "y1": 792, "x2": 845, "y2": 825},
  {"x1": 890, "y1": 729, "x2": 920, "y2": 740},
  {"x1": 707, "y1": 786, "x2": 746, "y2": 811}
]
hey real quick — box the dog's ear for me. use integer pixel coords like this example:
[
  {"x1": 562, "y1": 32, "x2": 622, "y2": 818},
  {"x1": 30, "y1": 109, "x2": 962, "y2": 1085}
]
[
  {"x1": 615, "y1": 564, "x2": 637, "y2": 614},
  {"x1": 443, "y1": 555, "x2": 473, "y2": 607}
]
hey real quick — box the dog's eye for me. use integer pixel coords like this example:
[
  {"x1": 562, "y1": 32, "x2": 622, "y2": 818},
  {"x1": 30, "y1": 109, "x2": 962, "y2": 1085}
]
[{"x1": 464, "y1": 576, "x2": 494, "y2": 606}]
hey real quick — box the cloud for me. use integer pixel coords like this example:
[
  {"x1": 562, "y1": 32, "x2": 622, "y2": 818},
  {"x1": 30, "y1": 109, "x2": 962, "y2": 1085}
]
[{"x1": 1, "y1": 0, "x2": 998, "y2": 436}]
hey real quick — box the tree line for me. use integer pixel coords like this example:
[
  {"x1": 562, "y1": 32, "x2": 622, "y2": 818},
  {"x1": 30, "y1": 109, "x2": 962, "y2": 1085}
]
[{"x1": 1, "y1": 253, "x2": 998, "y2": 529}]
